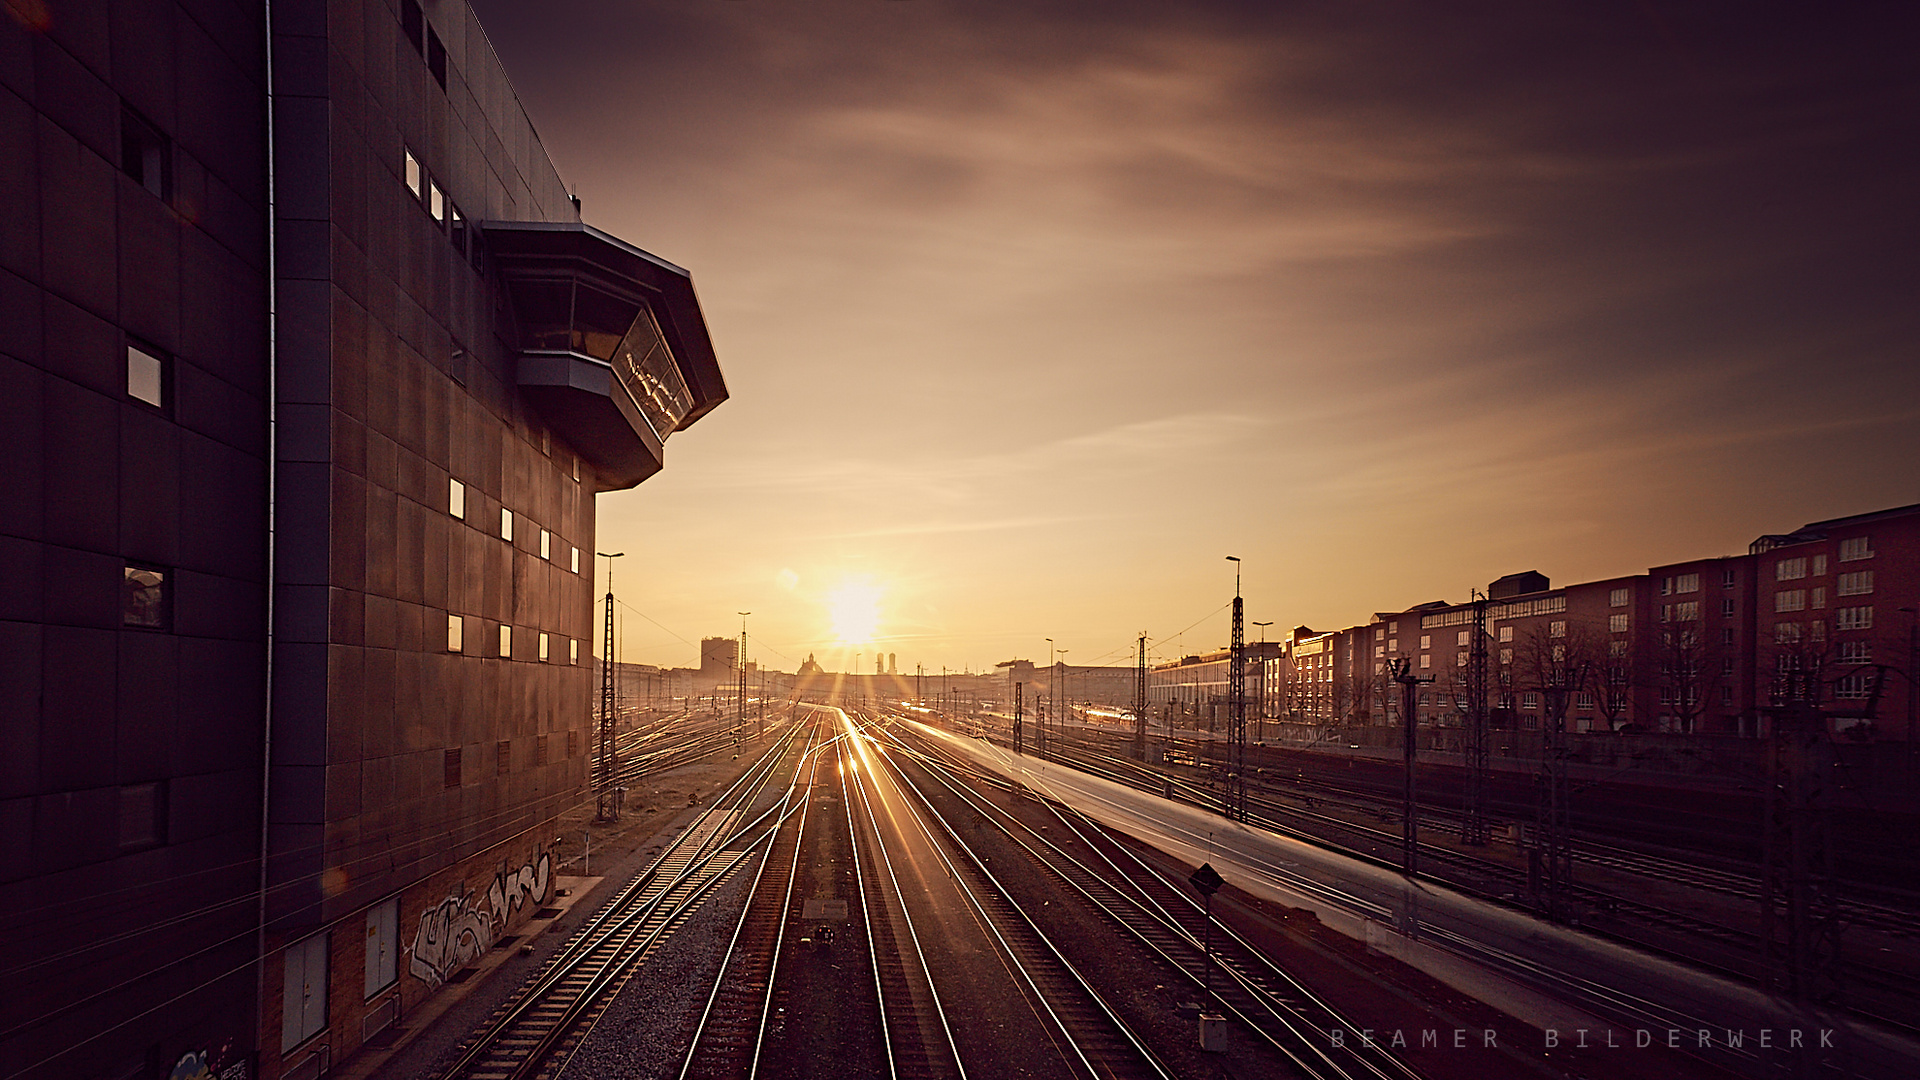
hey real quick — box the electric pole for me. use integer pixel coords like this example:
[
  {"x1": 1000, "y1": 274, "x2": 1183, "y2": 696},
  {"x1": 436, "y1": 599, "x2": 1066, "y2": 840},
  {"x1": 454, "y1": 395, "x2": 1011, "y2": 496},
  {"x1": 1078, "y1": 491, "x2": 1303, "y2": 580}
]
[
  {"x1": 1462, "y1": 592, "x2": 1491, "y2": 846},
  {"x1": 595, "y1": 552, "x2": 624, "y2": 822},
  {"x1": 1134, "y1": 633, "x2": 1149, "y2": 760},
  {"x1": 1387, "y1": 657, "x2": 1432, "y2": 877},
  {"x1": 1226, "y1": 556, "x2": 1247, "y2": 822}
]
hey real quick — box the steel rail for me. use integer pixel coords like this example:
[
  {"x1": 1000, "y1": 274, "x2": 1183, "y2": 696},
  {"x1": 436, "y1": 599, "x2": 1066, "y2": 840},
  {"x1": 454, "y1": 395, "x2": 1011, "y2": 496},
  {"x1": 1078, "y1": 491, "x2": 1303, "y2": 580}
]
[
  {"x1": 881, "y1": 723, "x2": 1414, "y2": 1080},
  {"x1": 853, "y1": 718, "x2": 1176, "y2": 1080},
  {"x1": 434, "y1": 724, "x2": 808, "y2": 1080}
]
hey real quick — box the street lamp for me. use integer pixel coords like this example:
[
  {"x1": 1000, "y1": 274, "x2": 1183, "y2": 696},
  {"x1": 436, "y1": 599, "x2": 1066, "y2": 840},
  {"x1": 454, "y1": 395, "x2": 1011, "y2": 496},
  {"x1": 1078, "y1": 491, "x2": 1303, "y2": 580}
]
[
  {"x1": 1045, "y1": 637, "x2": 1055, "y2": 754},
  {"x1": 1253, "y1": 621, "x2": 1273, "y2": 741}
]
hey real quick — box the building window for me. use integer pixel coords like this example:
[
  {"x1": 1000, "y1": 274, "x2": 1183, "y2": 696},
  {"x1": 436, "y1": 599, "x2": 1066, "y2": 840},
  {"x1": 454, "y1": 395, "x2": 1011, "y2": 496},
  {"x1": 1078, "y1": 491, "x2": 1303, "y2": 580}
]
[
  {"x1": 122, "y1": 564, "x2": 169, "y2": 629},
  {"x1": 1811, "y1": 554, "x2": 1828, "y2": 576},
  {"x1": 444, "y1": 747, "x2": 462, "y2": 788},
  {"x1": 1720, "y1": 599, "x2": 1735, "y2": 617},
  {"x1": 427, "y1": 26, "x2": 448, "y2": 87},
  {"x1": 282, "y1": 932, "x2": 330, "y2": 1052},
  {"x1": 1775, "y1": 589, "x2": 1806, "y2": 613},
  {"x1": 1609, "y1": 587, "x2": 1629, "y2": 607},
  {"x1": 1774, "y1": 622, "x2": 1802, "y2": 644},
  {"x1": 1373, "y1": 645, "x2": 1383, "y2": 658},
  {"x1": 1609, "y1": 640, "x2": 1629, "y2": 658},
  {"x1": 570, "y1": 639, "x2": 579, "y2": 665},
  {"x1": 1456, "y1": 630, "x2": 1470, "y2": 646},
  {"x1": 1499, "y1": 626, "x2": 1513, "y2": 642},
  {"x1": 538, "y1": 632, "x2": 549, "y2": 662},
  {"x1": 120, "y1": 104, "x2": 171, "y2": 200},
  {"x1": 1811, "y1": 587, "x2": 1825, "y2": 609},
  {"x1": 1722, "y1": 627, "x2": 1734, "y2": 645},
  {"x1": 428, "y1": 178, "x2": 446, "y2": 224},
  {"x1": 1576, "y1": 691, "x2": 1594, "y2": 711},
  {"x1": 536, "y1": 734, "x2": 550, "y2": 766},
  {"x1": 1521, "y1": 692, "x2": 1540, "y2": 711},
  {"x1": 1607, "y1": 613, "x2": 1627, "y2": 633},
  {"x1": 1837, "y1": 641, "x2": 1873, "y2": 664},
  {"x1": 1499, "y1": 648, "x2": 1513, "y2": 665},
  {"x1": 1838, "y1": 536, "x2": 1873, "y2": 562},
  {"x1": 363, "y1": 900, "x2": 400, "y2": 1002},
  {"x1": 127, "y1": 342, "x2": 166, "y2": 408},
  {"x1": 1834, "y1": 672, "x2": 1875, "y2": 700},
  {"x1": 540, "y1": 529, "x2": 551, "y2": 560},
  {"x1": 1836, "y1": 571, "x2": 1873, "y2": 597},
  {"x1": 400, "y1": 0, "x2": 424, "y2": 52},
  {"x1": 1721, "y1": 686, "x2": 1735, "y2": 705},
  {"x1": 1721, "y1": 656, "x2": 1735, "y2": 676},
  {"x1": 1549, "y1": 620, "x2": 1567, "y2": 638},
  {"x1": 568, "y1": 730, "x2": 580, "y2": 758},
  {"x1": 1775, "y1": 557, "x2": 1807, "y2": 581},
  {"x1": 500, "y1": 508, "x2": 514, "y2": 542},
  {"x1": 1419, "y1": 654, "x2": 1430, "y2": 669},
  {"x1": 1835, "y1": 606, "x2": 1874, "y2": 631},
  {"x1": 404, "y1": 148, "x2": 423, "y2": 200},
  {"x1": 496, "y1": 739, "x2": 512, "y2": 776},
  {"x1": 1418, "y1": 635, "x2": 1431, "y2": 650},
  {"x1": 1671, "y1": 573, "x2": 1700, "y2": 594},
  {"x1": 499, "y1": 624, "x2": 512, "y2": 657},
  {"x1": 118, "y1": 781, "x2": 165, "y2": 852},
  {"x1": 449, "y1": 478, "x2": 465, "y2": 519},
  {"x1": 1722, "y1": 567, "x2": 1738, "y2": 588},
  {"x1": 1669, "y1": 601, "x2": 1699, "y2": 622},
  {"x1": 447, "y1": 614, "x2": 463, "y2": 652},
  {"x1": 570, "y1": 547, "x2": 580, "y2": 574},
  {"x1": 1374, "y1": 628, "x2": 1385, "y2": 641}
]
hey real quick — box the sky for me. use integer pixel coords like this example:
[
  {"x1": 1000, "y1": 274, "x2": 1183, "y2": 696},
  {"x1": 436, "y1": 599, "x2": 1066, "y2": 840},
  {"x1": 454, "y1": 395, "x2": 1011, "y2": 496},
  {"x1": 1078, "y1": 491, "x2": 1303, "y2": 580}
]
[{"x1": 467, "y1": 0, "x2": 1920, "y2": 676}]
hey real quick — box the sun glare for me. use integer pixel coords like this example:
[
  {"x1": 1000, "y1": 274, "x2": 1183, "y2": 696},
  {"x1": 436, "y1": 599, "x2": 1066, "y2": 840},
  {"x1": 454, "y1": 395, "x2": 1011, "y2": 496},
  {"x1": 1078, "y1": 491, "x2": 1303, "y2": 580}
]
[{"x1": 825, "y1": 577, "x2": 884, "y2": 646}]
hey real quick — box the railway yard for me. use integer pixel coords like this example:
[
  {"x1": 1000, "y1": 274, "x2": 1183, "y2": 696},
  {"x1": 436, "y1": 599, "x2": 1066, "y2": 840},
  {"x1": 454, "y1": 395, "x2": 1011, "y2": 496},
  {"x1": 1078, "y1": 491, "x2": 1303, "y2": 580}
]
[{"x1": 354, "y1": 704, "x2": 1919, "y2": 1080}]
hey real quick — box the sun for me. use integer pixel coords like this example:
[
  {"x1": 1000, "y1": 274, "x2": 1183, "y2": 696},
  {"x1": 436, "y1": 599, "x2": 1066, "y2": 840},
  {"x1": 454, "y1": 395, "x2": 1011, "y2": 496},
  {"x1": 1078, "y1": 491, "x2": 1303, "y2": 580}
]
[{"x1": 825, "y1": 577, "x2": 884, "y2": 646}]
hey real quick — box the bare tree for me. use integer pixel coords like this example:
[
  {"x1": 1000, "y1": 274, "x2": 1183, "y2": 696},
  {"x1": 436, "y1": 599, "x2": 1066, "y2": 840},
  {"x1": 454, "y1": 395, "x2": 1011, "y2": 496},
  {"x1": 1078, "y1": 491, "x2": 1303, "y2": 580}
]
[{"x1": 1653, "y1": 617, "x2": 1723, "y2": 734}]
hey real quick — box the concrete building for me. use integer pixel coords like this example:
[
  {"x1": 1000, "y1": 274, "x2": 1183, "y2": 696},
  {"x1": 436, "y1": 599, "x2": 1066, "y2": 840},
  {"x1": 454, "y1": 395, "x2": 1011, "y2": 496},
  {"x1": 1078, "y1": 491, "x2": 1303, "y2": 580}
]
[{"x1": 1, "y1": 3, "x2": 725, "y2": 1078}]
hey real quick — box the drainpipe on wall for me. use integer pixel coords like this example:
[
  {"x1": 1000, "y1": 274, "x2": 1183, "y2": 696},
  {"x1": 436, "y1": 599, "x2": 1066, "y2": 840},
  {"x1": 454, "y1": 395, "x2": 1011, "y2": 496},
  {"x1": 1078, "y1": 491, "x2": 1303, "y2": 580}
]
[{"x1": 255, "y1": 0, "x2": 279, "y2": 1064}]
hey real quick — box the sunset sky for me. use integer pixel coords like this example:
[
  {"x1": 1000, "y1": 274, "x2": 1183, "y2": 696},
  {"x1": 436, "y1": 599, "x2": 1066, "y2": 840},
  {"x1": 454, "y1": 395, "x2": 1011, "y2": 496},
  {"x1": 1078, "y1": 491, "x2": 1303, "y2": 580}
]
[{"x1": 468, "y1": 0, "x2": 1920, "y2": 675}]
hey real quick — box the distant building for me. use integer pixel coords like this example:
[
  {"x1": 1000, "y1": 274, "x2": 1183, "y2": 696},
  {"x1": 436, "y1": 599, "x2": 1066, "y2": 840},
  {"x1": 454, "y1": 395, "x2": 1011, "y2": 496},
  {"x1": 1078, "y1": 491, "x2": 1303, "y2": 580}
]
[
  {"x1": 2, "y1": 3, "x2": 726, "y2": 1077},
  {"x1": 700, "y1": 635, "x2": 739, "y2": 679},
  {"x1": 1266, "y1": 503, "x2": 1916, "y2": 744}
]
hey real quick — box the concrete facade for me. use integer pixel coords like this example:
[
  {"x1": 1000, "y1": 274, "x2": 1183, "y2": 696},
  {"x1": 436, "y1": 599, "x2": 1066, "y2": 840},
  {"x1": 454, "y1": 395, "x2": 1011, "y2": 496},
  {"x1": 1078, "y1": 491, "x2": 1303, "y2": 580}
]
[{"x1": 2, "y1": 3, "x2": 725, "y2": 1078}]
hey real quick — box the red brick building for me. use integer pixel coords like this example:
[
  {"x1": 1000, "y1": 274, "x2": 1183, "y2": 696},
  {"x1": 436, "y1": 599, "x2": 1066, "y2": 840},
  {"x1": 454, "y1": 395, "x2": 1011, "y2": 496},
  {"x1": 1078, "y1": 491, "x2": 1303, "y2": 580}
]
[{"x1": 1282, "y1": 504, "x2": 1917, "y2": 743}]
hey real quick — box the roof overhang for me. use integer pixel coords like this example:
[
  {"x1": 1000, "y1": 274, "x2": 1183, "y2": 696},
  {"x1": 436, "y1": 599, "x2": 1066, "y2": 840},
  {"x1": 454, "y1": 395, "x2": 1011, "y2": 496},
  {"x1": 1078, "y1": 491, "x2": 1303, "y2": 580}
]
[{"x1": 483, "y1": 221, "x2": 728, "y2": 490}]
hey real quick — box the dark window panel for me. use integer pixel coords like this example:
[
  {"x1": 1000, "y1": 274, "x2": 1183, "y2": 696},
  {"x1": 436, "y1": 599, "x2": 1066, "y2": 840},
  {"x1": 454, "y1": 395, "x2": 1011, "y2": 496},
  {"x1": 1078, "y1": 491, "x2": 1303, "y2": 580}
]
[
  {"x1": 427, "y1": 28, "x2": 446, "y2": 89},
  {"x1": 401, "y1": 0, "x2": 424, "y2": 55},
  {"x1": 119, "y1": 103, "x2": 171, "y2": 201}
]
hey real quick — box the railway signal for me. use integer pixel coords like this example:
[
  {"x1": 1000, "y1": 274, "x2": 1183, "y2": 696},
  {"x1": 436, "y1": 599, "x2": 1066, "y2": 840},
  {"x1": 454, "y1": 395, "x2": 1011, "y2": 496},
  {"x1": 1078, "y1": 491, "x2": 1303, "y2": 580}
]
[{"x1": 1188, "y1": 862, "x2": 1224, "y2": 998}]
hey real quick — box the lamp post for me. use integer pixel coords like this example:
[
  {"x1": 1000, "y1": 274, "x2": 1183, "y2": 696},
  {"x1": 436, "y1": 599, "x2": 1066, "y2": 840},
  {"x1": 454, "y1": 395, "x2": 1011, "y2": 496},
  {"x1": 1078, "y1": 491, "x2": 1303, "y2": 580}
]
[
  {"x1": 1045, "y1": 638, "x2": 1055, "y2": 757},
  {"x1": 595, "y1": 551, "x2": 625, "y2": 822},
  {"x1": 1253, "y1": 621, "x2": 1273, "y2": 743}
]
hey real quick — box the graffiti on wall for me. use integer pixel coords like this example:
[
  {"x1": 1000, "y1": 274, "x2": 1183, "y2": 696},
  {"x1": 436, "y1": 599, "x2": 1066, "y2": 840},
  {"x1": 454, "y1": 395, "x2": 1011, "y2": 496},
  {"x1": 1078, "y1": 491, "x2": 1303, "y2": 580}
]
[
  {"x1": 168, "y1": 1041, "x2": 247, "y2": 1080},
  {"x1": 409, "y1": 846, "x2": 553, "y2": 987}
]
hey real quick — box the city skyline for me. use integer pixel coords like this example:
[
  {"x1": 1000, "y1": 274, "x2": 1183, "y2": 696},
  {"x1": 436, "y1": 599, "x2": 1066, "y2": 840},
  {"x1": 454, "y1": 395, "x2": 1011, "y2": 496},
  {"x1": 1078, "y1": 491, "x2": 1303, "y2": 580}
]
[{"x1": 469, "y1": 1, "x2": 1920, "y2": 673}]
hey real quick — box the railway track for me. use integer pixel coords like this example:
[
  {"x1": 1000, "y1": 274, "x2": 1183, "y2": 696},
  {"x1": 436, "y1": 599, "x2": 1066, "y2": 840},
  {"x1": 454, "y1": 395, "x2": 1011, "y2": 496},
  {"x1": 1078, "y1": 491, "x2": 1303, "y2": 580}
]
[
  {"x1": 956, "y1": 717, "x2": 1920, "y2": 1037},
  {"x1": 432, "y1": 722, "x2": 813, "y2": 1080},
  {"x1": 879, "y1": 721, "x2": 1423, "y2": 1080},
  {"x1": 846, "y1": 712, "x2": 1175, "y2": 1080}
]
